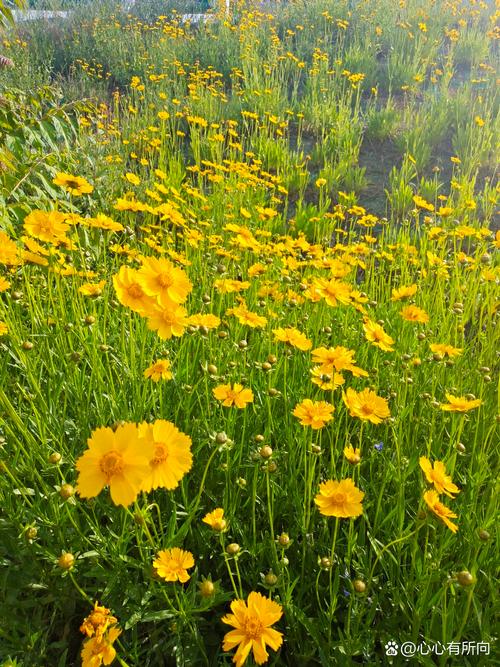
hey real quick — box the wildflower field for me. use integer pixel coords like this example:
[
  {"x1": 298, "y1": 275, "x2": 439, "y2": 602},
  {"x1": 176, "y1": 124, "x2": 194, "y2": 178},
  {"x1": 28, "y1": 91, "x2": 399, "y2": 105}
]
[{"x1": 0, "y1": 0, "x2": 498, "y2": 664}]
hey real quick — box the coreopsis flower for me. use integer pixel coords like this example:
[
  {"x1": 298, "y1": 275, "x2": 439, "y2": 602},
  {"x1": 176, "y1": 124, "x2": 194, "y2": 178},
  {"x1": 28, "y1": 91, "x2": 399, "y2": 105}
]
[
  {"x1": 423, "y1": 490, "x2": 458, "y2": 533},
  {"x1": 81, "y1": 626, "x2": 121, "y2": 667},
  {"x1": 312, "y1": 346, "x2": 368, "y2": 377},
  {"x1": 222, "y1": 591, "x2": 283, "y2": 667},
  {"x1": 440, "y1": 394, "x2": 482, "y2": 412},
  {"x1": 429, "y1": 343, "x2": 462, "y2": 358},
  {"x1": 293, "y1": 399, "x2": 334, "y2": 429},
  {"x1": 273, "y1": 327, "x2": 312, "y2": 350},
  {"x1": 343, "y1": 388, "x2": 390, "y2": 424},
  {"x1": 125, "y1": 172, "x2": 141, "y2": 185},
  {"x1": 310, "y1": 366, "x2": 345, "y2": 390},
  {"x1": 143, "y1": 359, "x2": 172, "y2": 382},
  {"x1": 113, "y1": 265, "x2": 154, "y2": 314},
  {"x1": 227, "y1": 304, "x2": 268, "y2": 328},
  {"x1": 187, "y1": 313, "x2": 221, "y2": 329},
  {"x1": 24, "y1": 210, "x2": 69, "y2": 244},
  {"x1": 314, "y1": 479, "x2": 364, "y2": 518},
  {"x1": 419, "y1": 457, "x2": 459, "y2": 497},
  {"x1": 391, "y1": 284, "x2": 418, "y2": 301},
  {"x1": 146, "y1": 303, "x2": 189, "y2": 339},
  {"x1": 80, "y1": 602, "x2": 118, "y2": 639},
  {"x1": 202, "y1": 508, "x2": 227, "y2": 531},
  {"x1": 214, "y1": 278, "x2": 251, "y2": 294},
  {"x1": 78, "y1": 280, "x2": 106, "y2": 297},
  {"x1": 76, "y1": 423, "x2": 153, "y2": 507},
  {"x1": 344, "y1": 445, "x2": 361, "y2": 464},
  {"x1": 53, "y1": 172, "x2": 94, "y2": 196},
  {"x1": 213, "y1": 383, "x2": 254, "y2": 408},
  {"x1": 0, "y1": 231, "x2": 21, "y2": 266},
  {"x1": 400, "y1": 305, "x2": 429, "y2": 323},
  {"x1": 313, "y1": 278, "x2": 352, "y2": 307},
  {"x1": 153, "y1": 548, "x2": 195, "y2": 583},
  {"x1": 362, "y1": 318, "x2": 395, "y2": 352},
  {"x1": 0, "y1": 277, "x2": 10, "y2": 291},
  {"x1": 84, "y1": 213, "x2": 124, "y2": 232},
  {"x1": 138, "y1": 420, "x2": 192, "y2": 492},
  {"x1": 138, "y1": 256, "x2": 192, "y2": 307},
  {"x1": 0, "y1": 322, "x2": 8, "y2": 336}
]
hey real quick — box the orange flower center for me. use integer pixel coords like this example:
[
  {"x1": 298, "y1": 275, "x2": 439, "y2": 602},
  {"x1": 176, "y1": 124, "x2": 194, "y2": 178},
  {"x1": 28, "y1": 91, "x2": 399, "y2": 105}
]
[
  {"x1": 157, "y1": 272, "x2": 173, "y2": 288},
  {"x1": 99, "y1": 451, "x2": 124, "y2": 478},
  {"x1": 360, "y1": 404, "x2": 374, "y2": 416},
  {"x1": 152, "y1": 443, "x2": 169, "y2": 465},
  {"x1": 128, "y1": 283, "x2": 144, "y2": 298},
  {"x1": 331, "y1": 492, "x2": 347, "y2": 505},
  {"x1": 244, "y1": 617, "x2": 264, "y2": 639},
  {"x1": 65, "y1": 179, "x2": 81, "y2": 190}
]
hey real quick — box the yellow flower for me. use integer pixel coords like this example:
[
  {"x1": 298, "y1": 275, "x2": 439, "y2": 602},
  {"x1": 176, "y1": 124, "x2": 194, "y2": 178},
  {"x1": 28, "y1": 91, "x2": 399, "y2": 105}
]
[
  {"x1": 112, "y1": 265, "x2": 155, "y2": 314},
  {"x1": 362, "y1": 318, "x2": 394, "y2": 352},
  {"x1": 310, "y1": 366, "x2": 345, "y2": 390},
  {"x1": 419, "y1": 457, "x2": 459, "y2": 497},
  {"x1": 343, "y1": 445, "x2": 361, "y2": 465},
  {"x1": 314, "y1": 478, "x2": 364, "y2": 518},
  {"x1": 312, "y1": 346, "x2": 368, "y2": 377},
  {"x1": 342, "y1": 387, "x2": 390, "y2": 424},
  {"x1": 53, "y1": 172, "x2": 93, "y2": 196},
  {"x1": 0, "y1": 321, "x2": 8, "y2": 336},
  {"x1": 80, "y1": 602, "x2": 118, "y2": 639},
  {"x1": 313, "y1": 277, "x2": 352, "y2": 307},
  {"x1": 24, "y1": 210, "x2": 69, "y2": 244},
  {"x1": 81, "y1": 626, "x2": 121, "y2": 667},
  {"x1": 202, "y1": 508, "x2": 227, "y2": 532},
  {"x1": 400, "y1": 305, "x2": 429, "y2": 323},
  {"x1": 187, "y1": 313, "x2": 221, "y2": 329},
  {"x1": 227, "y1": 304, "x2": 267, "y2": 328},
  {"x1": 125, "y1": 172, "x2": 141, "y2": 186},
  {"x1": 138, "y1": 420, "x2": 192, "y2": 492},
  {"x1": 75, "y1": 423, "x2": 153, "y2": 507},
  {"x1": 423, "y1": 490, "x2": 458, "y2": 533},
  {"x1": 440, "y1": 394, "x2": 482, "y2": 412},
  {"x1": 391, "y1": 284, "x2": 418, "y2": 301},
  {"x1": 315, "y1": 177, "x2": 327, "y2": 187},
  {"x1": 78, "y1": 280, "x2": 106, "y2": 297},
  {"x1": 293, "y1": 399, "x2": 334, "y2": 429},
  {"x1": 0, "y1": 276, "x2": 11, "y2": 292},
  {"x1": 153, "y1": 547, "x2": 195, "y2": 583},
  {"x1": 146, "y1": 304, "x2": 189, "y2": 340},
  {"x1": 213, "y1": 383, "x2": 254, "y2": 408},
  {"x1": 222, "y1": 591, "x2": 283, "y2": 667},
  {"x1": 429, "y1": 343, "x2": 462, "y2": 358},
  {"x1": 143, "y1": 359, "x2": 172, "y2": 382},
  {"x1": 273, "y1": 327, "x2": 312, "y2": 351},
  {"x1": 138, "y1": 256, "x2": 192, "y2": 307}
]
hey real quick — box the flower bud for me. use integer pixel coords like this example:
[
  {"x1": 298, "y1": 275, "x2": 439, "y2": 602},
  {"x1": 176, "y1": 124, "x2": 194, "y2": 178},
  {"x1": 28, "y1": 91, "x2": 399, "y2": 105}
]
[
  {"x1": 264, "y1": 572, "x2": 278, "y2": 586},
  {"x1": 57, "y1": 553, "x2": 75, "y2": 570},
  {"x1": 353, "y1": 579, "x2": 366, "y2": 593},
  {"x1": 49, "y1": 452, "x2": 61, "y2": 464},
  {"x1": 59, "y1": 484, "x2": 75, "y2": 500},
  {"x1": 198, "y1": 579, "x2": 215, "y2": 597},
  {"x1": 259, "y1": 445, "x2": 273, "y2": 459},
  {"x1": 478, "y1": 529, "x2": 490, "y2": 541},
  {"x1": 226, "y1": 543, "x2": 240, "y2": 556},
  {"x1": 215, "y1": 432, "x2": 228, "y2": 444},
  {"x1": 22, "y1": 341, "x2": 34, "y2": 350},
  {"x1": 456, "y1": 571, "x2": 475, "y2": 587},
  {"x1": 207, "y1": 364, "x2": 218, "y2": 375}
]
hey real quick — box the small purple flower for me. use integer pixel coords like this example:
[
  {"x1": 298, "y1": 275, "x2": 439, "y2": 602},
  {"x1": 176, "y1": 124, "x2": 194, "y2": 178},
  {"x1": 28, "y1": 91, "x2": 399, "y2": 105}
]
[
  {"x1": 374, "y1": 441, "x2": 384, "y2": 452},
  {"x1": 342, "y1": 588, "x2": 350, "y2": 598}
]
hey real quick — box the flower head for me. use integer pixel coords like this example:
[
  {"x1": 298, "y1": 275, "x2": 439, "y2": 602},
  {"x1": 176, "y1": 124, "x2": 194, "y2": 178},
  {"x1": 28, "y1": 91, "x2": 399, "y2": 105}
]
[
  {"x1": 429, "y1": 343, "x2": 462, "y2": 358},
  {"x1": 273, "y1": 327, "x2": 312, "y2": 351},
  {"x1": 419, "y1": 457, "x2": 459, "y2": 497},
  {"x1": 76, "y1": 423, "x2": 153, "y2": 507},
  {"x1": 440, "y1": 394, "x2": 482, "y2": 412},
  {"x1": 222, "y1": 591, "x2": 283, "y2": 667},
  {"x1": 53, "y1": 172, "x2": 93, "y2": 196},
  {"x1": 343, "y1": 387, "x2": 390, "y2": 424},
  {"x1": 202, "y1": 508, "x2": 227, "y2": 531},
  {"x1": 400, "y1": 305, "x2": 429, "y2": 323},
  {"x1": 81, "y1": 626, "x2": 121, "y2": 667},
  {"x1": 314, "y1": 479, "x2": 364, "y2": 518},
  {"x1": 312, "y1": 346, "x2": 368, "y2": 377},
  {"x1": 343, "y1": 445, "x2": 361, "y2": 465},
  {"x1": 138, "y1": 420, "x2": 192, "y2": 492},
  {"x1": 293, "y1": 399, "x2": 334, "y2": 429},
  {"x1": 423, "y1": 490, "x2": 458, "y2": 533},
  {"x1": 80, "y1": 602, "x2": 117, "y2": 639},
  {"x1": 391, "y1": 284, "x2": 418, "y2": 301},
  {"x1": 363, "y1": 318, "x2": 395, "y2": 352},
  {"x1": 138, "y1": 256, "x2": 192, "y2": 307},
  {"x1": 153, "y1": 547, "x2": 195, "y2": 583},
  {"x1": 144, "y1": 359, "x2": 173, "y2": 382},
  {"x1": 213, "y1": 383, "x2": 253, "y2": 408}
]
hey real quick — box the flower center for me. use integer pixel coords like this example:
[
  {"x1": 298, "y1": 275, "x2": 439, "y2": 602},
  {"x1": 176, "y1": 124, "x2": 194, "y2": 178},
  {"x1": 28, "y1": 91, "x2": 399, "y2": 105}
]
[
  {"x1": 66, "y1": 179, "x2": 80, "y2": 189},
  {"x1": 152, "y1": 443, "x2": 168, "y2": 465},
  {"x1": 157, "y1": 272, "x2": 173, "y2": 288},
  {"x1": 99, "y1": 451, "x2": 124, "y2": 478},
  {"x1": 244, "y1": 618, "x2": 264, "y2": 639},
  {"x1": 331, "y1": 492, "x2": 347, "y2": 505},
  {"x1": 128, "y1": 283, "x2": 144, "y2": 298},
  {"x1": 360, "y1": 404, "x2": 374, "y2": 416}
]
